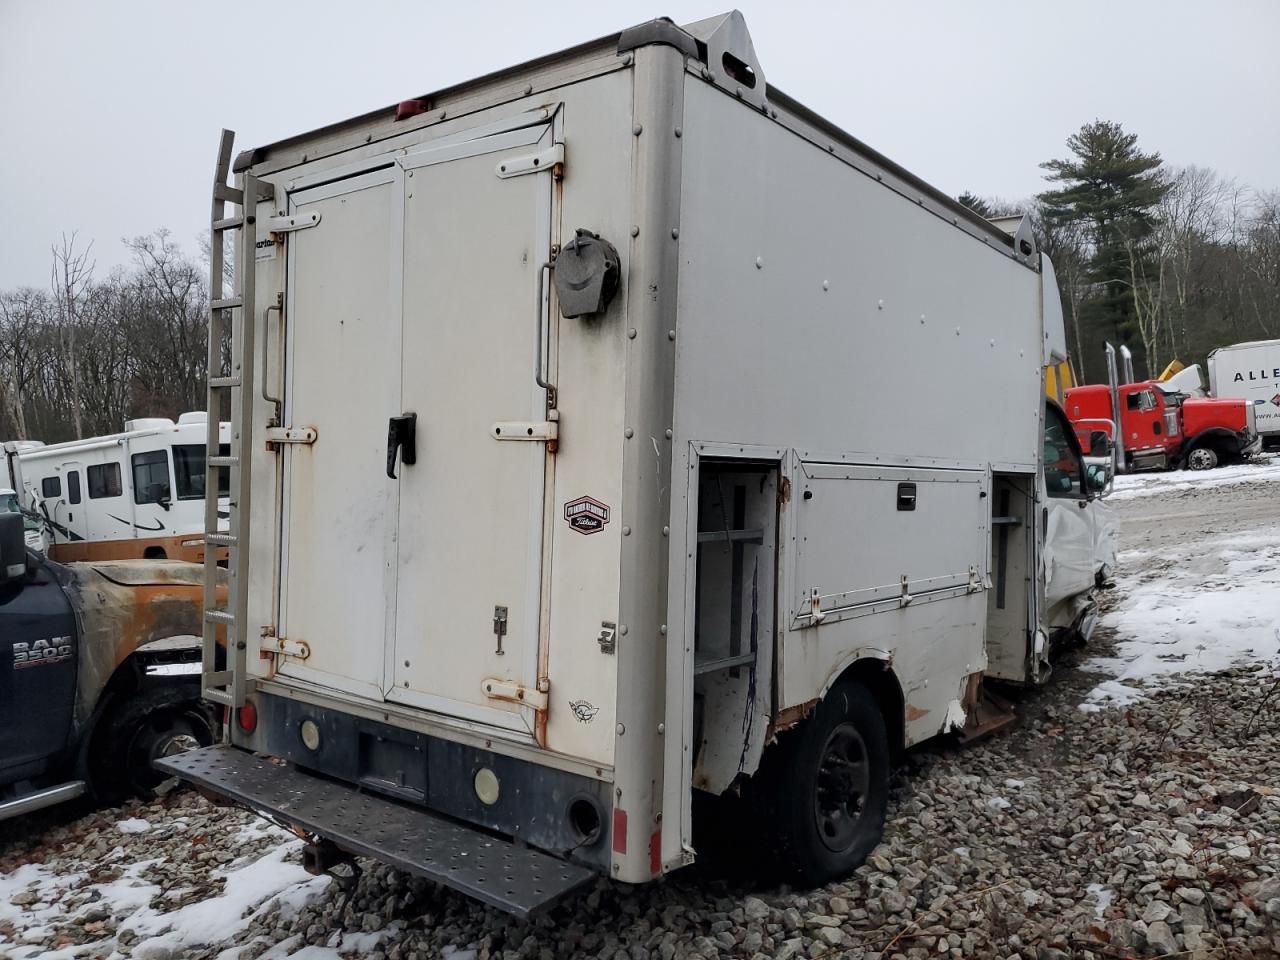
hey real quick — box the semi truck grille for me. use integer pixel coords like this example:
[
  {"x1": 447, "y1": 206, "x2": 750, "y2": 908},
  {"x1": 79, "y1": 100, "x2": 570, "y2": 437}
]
[{"x1": 157, "y1": 744, "x2": 595, "y2": 918}]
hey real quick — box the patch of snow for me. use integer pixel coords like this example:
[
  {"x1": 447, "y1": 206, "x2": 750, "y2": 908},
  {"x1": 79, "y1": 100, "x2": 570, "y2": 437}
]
[
  {"x1": 1086, "y1": 882, "x2": 1114, "y2": 919},
  {"x1": 1081, "y1": 529, "x2": 1280, "y2": 709},
  {"x1": 1106, "y1": 453, "x2": 1280, "y2": 501},
  {"x1": 1003, "y1": 778, "x2": 1025, "y2": 789},
  {"x1": 117, "y1": 817, "x2": 153, "y2": 834},
  {"x1": 952, "y1": 847, "x2": 971, "y2": 858},
  {"x1": 442, "y1": 948, "x2": 479, "y2": 960},
  {"x1": 1021, "y1": 889, "x2": 1042, "y2": 906},
  {"x1": 987, "y1": 797, "x2": 1011, "y2": 811}
]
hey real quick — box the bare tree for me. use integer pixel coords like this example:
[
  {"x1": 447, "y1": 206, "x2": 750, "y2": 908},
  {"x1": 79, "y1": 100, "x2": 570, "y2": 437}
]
[{"x1": 49, "y1": 233, "x2": 95, "y2": 439}]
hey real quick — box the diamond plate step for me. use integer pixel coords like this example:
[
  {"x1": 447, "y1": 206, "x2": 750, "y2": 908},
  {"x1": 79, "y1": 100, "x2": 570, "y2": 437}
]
[{"x1": 157, "y1": 744, "x2": 595, "y2": 918}]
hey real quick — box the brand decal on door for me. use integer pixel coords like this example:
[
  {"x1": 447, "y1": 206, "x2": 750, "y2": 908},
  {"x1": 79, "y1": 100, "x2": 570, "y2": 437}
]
[
  {"x1": 569, "y1": 699, "x2": 599, "y2": 722},
  {"x1": 564, "y1": 496, "x2": 610, "y2": 535},
  {"x1": 12, "y1": 637, "x2": 73, "y2": 670}
]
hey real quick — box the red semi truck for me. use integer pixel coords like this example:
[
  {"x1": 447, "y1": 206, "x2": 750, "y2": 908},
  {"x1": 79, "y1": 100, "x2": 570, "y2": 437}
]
[{"x1": 1065, "y1": 380, "x2": 1259, "y2": 472}]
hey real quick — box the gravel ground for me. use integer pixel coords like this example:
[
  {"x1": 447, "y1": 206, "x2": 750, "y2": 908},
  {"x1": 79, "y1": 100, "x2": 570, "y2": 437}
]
[{"x1": 3, "y1": 463, "x2": 1279, "y2": 960}]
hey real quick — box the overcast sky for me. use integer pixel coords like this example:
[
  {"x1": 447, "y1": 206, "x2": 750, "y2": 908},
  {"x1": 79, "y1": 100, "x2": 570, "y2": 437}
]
[{"x1": 1, "y1": 0, "x2": 1277, "y2": 289}]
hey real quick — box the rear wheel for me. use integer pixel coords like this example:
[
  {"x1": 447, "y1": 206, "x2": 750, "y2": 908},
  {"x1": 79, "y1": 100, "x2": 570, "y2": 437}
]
[
  {"x1": 1186, "y1": 445, "x2": 1219, "y2": 471},
  {"x1": 756, "y1": 681, "x2": 890, "y2": 884},
  {"x1": 91, "y1": 685, "x2": 219, "y2": 803}
]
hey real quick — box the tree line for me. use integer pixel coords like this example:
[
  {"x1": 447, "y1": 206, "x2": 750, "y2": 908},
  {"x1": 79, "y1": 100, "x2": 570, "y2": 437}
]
[
  {"x1": 961, "y1": 120, "x2": 1279, "y2": 386},
  {"x1": 0, "y1": 231, "x2": 211, "y2": 443},
  {"x1": 2, "y1": 120, "x2": 1277, "y2": 443}
]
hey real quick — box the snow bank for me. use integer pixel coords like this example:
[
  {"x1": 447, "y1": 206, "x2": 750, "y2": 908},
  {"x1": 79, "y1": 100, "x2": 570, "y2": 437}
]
[
  {"x1": 1107, "y1": 452, "x2": 1280, "y2": 501},
  {"x1": 1081, "y1": 530, "x2": 1280, "y2": 709}
]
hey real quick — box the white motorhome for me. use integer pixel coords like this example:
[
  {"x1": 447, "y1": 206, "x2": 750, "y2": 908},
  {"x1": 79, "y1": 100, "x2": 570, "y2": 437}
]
[
  {"x1": 1208, "y1": 339, "x2": 1280, "y2": 442},
  {"x1": 7, "y1": 413, "x2": 230, "y2": 563},
  {"x1": 162, "y1": 12, "x2": 1111, "y2": 917}
]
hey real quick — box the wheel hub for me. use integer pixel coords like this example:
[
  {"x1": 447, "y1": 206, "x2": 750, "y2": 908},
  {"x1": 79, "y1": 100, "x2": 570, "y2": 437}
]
[{"x1": 813, "y1": 722, "x2": 870, "y2": 853}]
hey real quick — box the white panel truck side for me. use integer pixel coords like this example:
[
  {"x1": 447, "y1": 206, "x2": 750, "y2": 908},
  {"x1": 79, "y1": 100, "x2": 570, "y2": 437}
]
[
  {"x1": 161, "y1": 12, "x2": 1107, "y2": 917},
  {"x1": 1208, "y1": 339, "x2": 1280, "y2": 443}
]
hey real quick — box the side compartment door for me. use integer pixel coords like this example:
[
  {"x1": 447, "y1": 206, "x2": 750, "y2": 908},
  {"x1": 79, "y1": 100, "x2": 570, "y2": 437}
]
[
  {"x1": 387, "y1": 125, "x2": 559, "y2": 734},
  {"x1": 276, "y1": 168, "x2": 403, "y2": 699}
]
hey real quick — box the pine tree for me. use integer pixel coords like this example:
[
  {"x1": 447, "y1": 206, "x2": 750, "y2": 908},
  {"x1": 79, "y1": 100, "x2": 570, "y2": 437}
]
[
  {"x1": 957, "y1": 192, "x2": 993, "y2": 218},
  {"x1": 1038, "y1": 121, "x2": 1169, "y2": 379}
]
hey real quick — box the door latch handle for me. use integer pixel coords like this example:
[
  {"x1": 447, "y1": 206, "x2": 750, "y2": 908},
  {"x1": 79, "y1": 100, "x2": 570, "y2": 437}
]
[{"x1": 387, "y1": 413, "x2": 417, "y2": 479}]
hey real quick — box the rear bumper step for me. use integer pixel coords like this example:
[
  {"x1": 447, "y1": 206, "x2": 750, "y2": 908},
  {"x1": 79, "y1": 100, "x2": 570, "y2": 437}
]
[{"x1": 157, "y1": 744, "x2": 595, "y2": 918}]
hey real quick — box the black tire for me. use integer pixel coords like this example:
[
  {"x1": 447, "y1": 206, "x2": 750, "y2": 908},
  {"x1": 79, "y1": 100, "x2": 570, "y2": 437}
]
[
  {"x1": 1185, "y1": 444, "x2": 1219, "y2": 471},
  {"x1": 90, "y1": 684, "x2": 219, "y2": 803},
  {"x1": 756, "y1": 681, "x2": 890, "y2": 885}
]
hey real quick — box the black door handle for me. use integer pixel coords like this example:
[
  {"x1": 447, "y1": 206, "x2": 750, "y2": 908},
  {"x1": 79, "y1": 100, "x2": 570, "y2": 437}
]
[{"x1": 387, "y1": 413, "x2": 417, "y2": 479}]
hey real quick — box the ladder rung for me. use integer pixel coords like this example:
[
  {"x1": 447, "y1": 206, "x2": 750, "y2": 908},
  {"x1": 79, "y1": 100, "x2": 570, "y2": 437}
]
[
  {"x1": 213, "y1": 216, "x2": 244, "y2": 232},
  {"x1": 205, "y1": 610, "x2": 235, "y2": 625},
  {"x1": 209, "y1": 376, "x2": 241, "y2": 388},
  {"x1": 213, "y1": 183, "x2": 243, "y2": 204},
  {"x1": 202, "y1": 686, "x2": 234, "y2": 707},
  {"x1": 212, "y1": 296, "x2": 243, "y2": 311},
  {"x1": 208, "y1": 456, "x2": 239, "y2": 468},
  {"x1": 205, "y1": 533, "x2": 237, "y2": 546}
]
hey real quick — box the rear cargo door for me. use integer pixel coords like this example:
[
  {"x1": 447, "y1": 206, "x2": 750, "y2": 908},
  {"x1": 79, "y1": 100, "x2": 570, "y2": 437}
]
[
  {"x1": 277, "y1": 167, "x2": 402, "y2": 699},
  {"x1": 387, "y1": 124, "x2": 559, "y2": 735}
]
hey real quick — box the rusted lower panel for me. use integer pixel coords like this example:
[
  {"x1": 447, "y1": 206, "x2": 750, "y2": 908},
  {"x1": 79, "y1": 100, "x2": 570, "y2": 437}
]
[
  {"x1": 48, "y1": 534, "x2": 227, "y2": 565},
  {"x1": 767, "y1": 698, "x2": 819, "y2": 740}
]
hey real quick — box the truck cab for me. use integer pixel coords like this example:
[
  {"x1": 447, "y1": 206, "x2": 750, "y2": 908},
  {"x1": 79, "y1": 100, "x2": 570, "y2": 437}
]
[{"x1": 1065, "y1": 380, "x2": 1259, "y2": 472}]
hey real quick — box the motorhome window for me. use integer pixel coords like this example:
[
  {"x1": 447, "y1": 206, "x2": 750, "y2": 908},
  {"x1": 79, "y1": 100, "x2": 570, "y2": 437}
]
[
  {"x1": 88, "y1": 462, "x2": 122, "y2": 499},
  {"x1": 67, "y1": 470, "x2": 82, "y2": 504},
  {"x1": 173, "y1": 443, "x2": 230, "y2": 499},
  {"x1": 1043, "y1": 411, "x2": 1083, "y2": 498},
  {"x1": 131, "y1": 450, "x2": 171, "y2": 505},
  {"x1": 41, "y1": 476, "x2": 61, "y2": 498}
]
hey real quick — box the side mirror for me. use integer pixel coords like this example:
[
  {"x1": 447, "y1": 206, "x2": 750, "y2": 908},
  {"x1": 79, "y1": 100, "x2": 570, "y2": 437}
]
[
  {"x1": 148, "y1": 483, "x2": 172, "y2": 510},
  {"x1": 1086, "y1": 463, "x2": 1110, "y2": 493},
  {"x1": 0, "y1": 512, "x2": 27, "y2": 587}
]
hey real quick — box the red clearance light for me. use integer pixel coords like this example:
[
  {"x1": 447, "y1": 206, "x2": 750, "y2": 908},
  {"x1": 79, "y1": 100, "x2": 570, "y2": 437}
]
[
  {"x1": 237, "y1": 701, "x2": 258, "y2": 733},
  {"x1": 395, "y1": 99, "x2": 429, "y2": 121}
]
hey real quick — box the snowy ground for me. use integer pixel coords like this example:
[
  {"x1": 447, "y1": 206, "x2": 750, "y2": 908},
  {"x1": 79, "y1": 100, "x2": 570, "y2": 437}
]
[
  {"x1": 1081, "y1": 453, "x2": 1280, "y2": 710},
  {"x1": 3, "y1": 459, "x2": 1280, "y2": 959}
]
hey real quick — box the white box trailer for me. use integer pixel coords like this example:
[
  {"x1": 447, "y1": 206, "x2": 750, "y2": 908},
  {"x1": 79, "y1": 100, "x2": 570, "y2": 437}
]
[
  {"x1": 162, "y1": 11, "x2": 1108, "y2": 917},
  {"x1": 1207, "y1": 339, "x2": 1280, "y2": 441},
  {"x1": 5, "y1": 413, "x2": 230, "y2": 563}
]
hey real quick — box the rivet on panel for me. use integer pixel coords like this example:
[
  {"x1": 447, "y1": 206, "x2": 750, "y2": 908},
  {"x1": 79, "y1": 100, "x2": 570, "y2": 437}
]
[
  {"x1": 633, "y1": 124, "x2": 643, "y2": 136},
  {"x1": 622, "y1": 525, "x2": 631, "y2": 536},
  {"x1": 659, "y1": 624, "x2": 667, "y2": 635},
  {"x1": 657, "y1": 723, "x2": 666, "y2": 734},
  {"x1": 671, "y1": 227, "x2": 680, "y2": 239},
  {"x1": 822, "y1": 280, "x2": 829, "y2": 291},
  {"x1": 628, "y1": 327, "x2": 637, "y2": 339},
  {"x1": 616, "y1": 723, "x2": 626, "y2": 735},
  {"x1": 619, "y1": 625, "x2": 629, "y2": 635},
  {"x1": 630, "y1": 225, "x2": 640, "y2": 238},
  {"x1": 523, "y1": 83, "x2": 533, "y2": 95},
  {"x1": 622, "y1": 53, "x2": 633, "y2": 66},
  {"x1": 674, "y1": 126, "x2": 682, "y2": 138},
  {"x1": 755, "y1": 257, "x2": 764, "y2": 269},
  {"x1": 877, "y1": 299, "x2": 884, "y2": 310},
  {"x1": 955, "y1": 327, "x2": 961, "y2": 336},
  {"x1": 668, "y1": 330, "x2": 676, "y2": 340},
  {"x1": 665, "y1": 429, "x2": 673, "y2": 439},
  {"x1": 625, "y1": 427, "x2": 634, "y2": 438},
  {"x1": 662, "y1": 526, "x2": 670, "y2": 537}
]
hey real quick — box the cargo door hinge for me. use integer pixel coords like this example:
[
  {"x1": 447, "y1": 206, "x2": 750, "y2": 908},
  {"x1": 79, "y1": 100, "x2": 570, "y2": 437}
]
[
  {"x1": 265, "y1": 426, "x2": 318, "y2": 450},
  {"x1": 482, "y1": 677, "x2": 549, "y2": 711},
  {"x1": 495, "y1": 143, "x2": 564, "y2": 180},
  {"x1": 491, "y1": 412, "x2": 558, "y2": 442},
  {"x1": 259, "y1": 628, "x2": 310, "y2": 660},
  {"x1": 263, "y1": 211, "x2": 321, "y2": 233}
]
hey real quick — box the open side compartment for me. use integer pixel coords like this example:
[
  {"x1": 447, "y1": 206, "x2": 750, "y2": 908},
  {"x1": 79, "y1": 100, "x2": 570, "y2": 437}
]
[
  {"x1": 984, "y1": 471, "x2": 1037, "y2": 683},
  {"x1": 690, "y1": 459, "x2": 778, "y2": 794}
]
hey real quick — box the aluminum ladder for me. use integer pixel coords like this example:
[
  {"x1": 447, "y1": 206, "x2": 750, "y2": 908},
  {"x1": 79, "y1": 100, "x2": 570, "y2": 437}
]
[{"x1": 202, "y1": 129, "x2": 272, "y2": 709}]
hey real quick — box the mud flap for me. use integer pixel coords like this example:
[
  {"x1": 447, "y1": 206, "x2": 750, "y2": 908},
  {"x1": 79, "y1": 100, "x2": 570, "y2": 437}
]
[{"x1": 157, "y1": 745, "x2": 594, "y2": 918}]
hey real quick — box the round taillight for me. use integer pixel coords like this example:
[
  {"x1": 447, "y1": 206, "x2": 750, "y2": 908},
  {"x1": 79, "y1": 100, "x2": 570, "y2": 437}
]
[{"x1": 236, "y1": 701, "x2": 258, "y2": 733}]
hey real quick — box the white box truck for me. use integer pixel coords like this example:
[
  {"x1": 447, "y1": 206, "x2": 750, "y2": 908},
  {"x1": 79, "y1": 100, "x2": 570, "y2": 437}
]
[
  {"x1": 1207, "y1": 339, "x2": 1280, "y2": 443},
  {"x1": 161, "y1": 11, "x2": 1110, "y2": 916}
]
